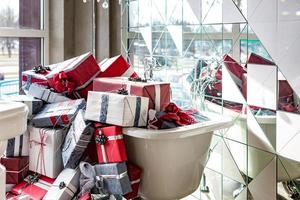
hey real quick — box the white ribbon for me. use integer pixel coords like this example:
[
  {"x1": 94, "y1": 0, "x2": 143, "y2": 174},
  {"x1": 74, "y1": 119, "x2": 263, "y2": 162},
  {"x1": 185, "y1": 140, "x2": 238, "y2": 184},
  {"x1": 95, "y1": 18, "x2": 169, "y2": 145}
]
[
  {"x1": 99, "y1": 130, "x2": 123, "y2": 163},
  {"x1": 64, "y1": 183, "x2": 77, "y2": 197},
  {"x1": 121, "y1": 66, "x2": 135, "y2": 77},
  {"x1": 24, "y1": 177, "x2": 52, "y2": 191},
  {"x1": 98, "y1": 171, "x2": 128, "y2": 180},
  {"x1": 154, "y1": 84, "x2": 161, "y2": 111},
  {"x1": 6, "y1": 164, "x2": 29, "y2": 174},
  {"x1": 131, "y1": 179, "x2": 141, "y2": 184}
]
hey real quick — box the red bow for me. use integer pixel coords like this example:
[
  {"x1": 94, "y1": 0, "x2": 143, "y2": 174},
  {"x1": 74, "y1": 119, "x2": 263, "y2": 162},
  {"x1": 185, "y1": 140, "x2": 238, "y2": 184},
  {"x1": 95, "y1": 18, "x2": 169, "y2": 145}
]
[
  {"x1": 159, "y1": 103, "x2": 196, "y2": 126},
  {"x1": 53, "y1": 71, "x2": 76, "y2": 94}
]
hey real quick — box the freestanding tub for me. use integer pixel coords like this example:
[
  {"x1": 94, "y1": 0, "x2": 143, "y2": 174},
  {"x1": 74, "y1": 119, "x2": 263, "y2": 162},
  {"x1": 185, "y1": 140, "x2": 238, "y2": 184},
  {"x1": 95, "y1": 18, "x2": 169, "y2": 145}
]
[
  {"x1": 123, "y1": 114, "x2": 232, "y2": 200},
  {"x1": 0, "y1": 101, "x2": 28, "y2": 199}
]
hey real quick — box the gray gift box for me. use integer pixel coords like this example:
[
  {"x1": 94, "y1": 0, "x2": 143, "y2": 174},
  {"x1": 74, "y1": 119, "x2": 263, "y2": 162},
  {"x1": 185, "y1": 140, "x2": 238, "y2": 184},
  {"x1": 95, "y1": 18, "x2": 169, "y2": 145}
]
[
  {"x1": 94, "y1": 162, "x2": 132, "y2": 195},
  {"x1": 62, "y1": 110, "x2": 94, "y2": 169},
  {"x1": 1, "y1": 95, "x2": 43, "y2": 118},
  {"x1": 32, "y1": 99, "x2": 86, "y2": 127}
]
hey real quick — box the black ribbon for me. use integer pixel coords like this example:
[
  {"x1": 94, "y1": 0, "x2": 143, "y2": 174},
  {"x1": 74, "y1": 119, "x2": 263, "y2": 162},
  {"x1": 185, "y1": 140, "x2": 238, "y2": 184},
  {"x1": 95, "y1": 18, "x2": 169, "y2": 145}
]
[
  {"x1": 95, "y1": 134, "x2": 108, "y2": 145},
  {"x1": 128, "y1": 77, "x2": 147, "y2": 82},
  {"x1": 27, "y1": 174, "x2": 39, "y2": 184},
  {"x1": 32, "y1": 65, "x2": 51, "y2": 74},
  {"x1": 117, "y1": 88, "x2": 128, "y2": 95},
  {"x1": 59, "y1": 181, "x2": 66, "y2": 189}
]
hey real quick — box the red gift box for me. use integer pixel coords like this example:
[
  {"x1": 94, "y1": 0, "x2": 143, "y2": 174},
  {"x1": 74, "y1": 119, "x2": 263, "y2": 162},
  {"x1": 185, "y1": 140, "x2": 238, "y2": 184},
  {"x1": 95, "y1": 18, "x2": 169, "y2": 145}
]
[
  {"x1": 6, "y1": 192, "x2": 30, "y2": 200},
  {"x1": 98, "y1": 55, "x2": 139, "y2": 78},
  {"x1": 245, "y1": 53, "x2": 275, "y2": 68},
  {"x1": 1, "y1": 157, "x2": 29, "y2": 184},
  {"x1": 46, "y1": 52, "x2": 100, "y2": 98},
  {"x1": 223, "y1": 54, "x2": 246, "y2": 87},
  {"x1": 124, "y1": 162, "x2": 142, "y2": 200},
  {"x1": 241, "y1": 73, "x2": 247, "y2": 99},
  {"x1": 93, "y1": 77, "x2": 171, "y2": 111},
  {"x1": 11, "y1": 174, "x2": 55, "y2": 200},
  {"x1": 94, "y1": 124, "x2": 127, "y2": 164}
]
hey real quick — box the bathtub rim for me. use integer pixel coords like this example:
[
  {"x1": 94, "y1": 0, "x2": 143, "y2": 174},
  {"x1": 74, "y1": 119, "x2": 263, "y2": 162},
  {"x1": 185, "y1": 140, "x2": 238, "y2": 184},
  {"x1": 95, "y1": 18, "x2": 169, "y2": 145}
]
[
  {"x1": 0, "y1": 101, "x2": 28, "y2": 121},
  {"x1": 123, "y1": 112, "x2": 233, "y2": 140}
]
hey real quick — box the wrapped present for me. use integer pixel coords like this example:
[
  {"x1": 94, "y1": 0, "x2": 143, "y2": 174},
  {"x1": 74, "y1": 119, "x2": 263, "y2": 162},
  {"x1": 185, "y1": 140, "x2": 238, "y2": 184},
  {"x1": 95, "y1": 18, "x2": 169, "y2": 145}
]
[
  {"x1": 62, "y1": 110, "x2": 94, "y2": 169},
  {"x1": 99, "y1": 55, "x2": 138, "y2": 78},
  {"x1": 93, "y1": 77, "x2": 170, "y2": 111},
  {"x1": 22, "y1": 65, "x2": 52, "y2": 90},
  {"x1": 147, "y1": 103, "x2": 200, "y2": 129},
  {"x1": 11, "y1": 174, "x2": 55, "y2": 200},
  {"x1": 80, "y1": 162, "x2": 131, "y2": 196},
  {"x1": 46, "y1": 52, "x2": 100, "y2": 98},
  {"x1": 43, "y1": 168, "x2": 80, "y2": 200},
  {"x1": 244, "y1": 53, "x2": 275, "y2": 68},
  {"x1": 0, "y1": 157, "x2": 29, "y2": 184},
  {"x1": 94, "y1": 162, "x2": 132, "y2": 195},
  {"x1": 1, "y1": 95, "x2": 43, "y2": 118},
  {"x1": 32, "y1": 99, "x2": 85, "y2": 127},
  {"x1": 223, "y1": 54, "x2": 246, "y2": 87},
  {"x1": 94, "y1": 124, "x2": 127, "y2": 164},
  {"x1": 123, "y1": 163, "x2": 142, "y2": 200},
  {"x1": 28, "y1": 83, "x2": 70, "y2": 103},
  {"x1": 28, "y1": 126, "x2": 66, "y2": 178},
  {"x1": 6, "y1": 129, "x2": 29, "y2": 157},
  {"x1": 85, "y1": 91, "x2": 149, "y2": 127},
  {"x1": 6, "y1": 184, "x2": 16, "y2": 192},
  {"x1": 6, "y1": 192, "x2": 30, "y2": 200}
]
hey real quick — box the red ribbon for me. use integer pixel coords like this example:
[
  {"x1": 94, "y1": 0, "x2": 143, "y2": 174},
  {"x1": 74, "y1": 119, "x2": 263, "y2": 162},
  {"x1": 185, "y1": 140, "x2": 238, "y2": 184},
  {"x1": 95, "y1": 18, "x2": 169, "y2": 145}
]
[
  {"x1": 159, "y1": 103, "x2": 196, "y2": 126},
  {"x1": 53, "y1": 71, "x2": 76, "y2": 94},
  {"x1": 29, "y1": 129, "x2": 48, "y2": 176}
]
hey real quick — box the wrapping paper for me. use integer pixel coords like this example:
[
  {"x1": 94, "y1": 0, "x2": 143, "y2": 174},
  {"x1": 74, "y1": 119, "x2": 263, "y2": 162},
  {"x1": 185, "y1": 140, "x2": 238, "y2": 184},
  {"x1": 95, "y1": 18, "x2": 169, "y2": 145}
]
[
  {"x1": 1, "y1": 95, "x2": 43, "y2": 118},
  {"x1": 223, "y1": 54, "x2": 246, "y2": 87},
  {"x1": 6, "y1": 192, "x2": 30, "y2": 200},
  {"x1": 22, "y1": 69, "x2": 50, "y2": 91},
  {"x1": 28, "y1": 126, "x2": 66, "y2": 178},
  {"x1": 245, "y1": 53, "x2": 275, "y2": 68},
  {"x1": 85, "y1": 91, "x2": 149, "y2": 127},
  {"x1": 11, "y1": 174, "x2": 55, "y2": 200},
  {"x1": 46, "y1": 52, "x2": 100, "y2": 98},
  {"x1": 94, "y1": 162, "x2": 132, "y2": 195},
  {"x1": 62, "y1": 110, "x2": 94, "y2": 169},
  {"x1": 43, "y1": 168, "x2": 80, "y2": 200},
  {"x1": 123, "y1": 162, "x2": 142, "y2": 200},
  {"x1": 28, "y1": 84, "x2": 70, "y2": 103},
  {"x1": 93, "y1": 77, "x2": 170, "y2": 111},
  {"x1": 32, "y1": 99, "x2": 86, "y2": 127},
  {"x1": 94, "y1": 124, "x2": 127, "y2": 164},
  {"x1": 6, "y1": 129, "x2": 29, "y2": 157},
  {"x1": 0, "y1": 157, "x2": 29, "y2": 184},
  {"x1": 98, "y1": 55, "x2": 138, "y2": 78}
]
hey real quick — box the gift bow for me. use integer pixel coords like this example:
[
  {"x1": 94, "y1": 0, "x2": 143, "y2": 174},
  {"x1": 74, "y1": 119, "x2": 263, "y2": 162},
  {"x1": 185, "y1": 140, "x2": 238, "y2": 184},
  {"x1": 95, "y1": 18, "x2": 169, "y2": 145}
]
[
  {"x1": 33, "y1": 65, "x2": 51, "y2": 74},
  {"x1": 79, "y1": 162, "x2": 109, "y2": 197},
  {"x1": 53, "y1": 71, "x2": 76, "y2": 94},
  {"x1": 159, "y1": 103, "x2": 196, "y2": 126}
]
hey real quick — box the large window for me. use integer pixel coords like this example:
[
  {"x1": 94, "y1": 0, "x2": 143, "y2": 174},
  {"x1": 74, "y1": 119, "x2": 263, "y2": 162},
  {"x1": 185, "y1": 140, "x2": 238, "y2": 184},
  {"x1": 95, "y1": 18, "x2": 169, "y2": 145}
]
[{"x1": 0, "y1": 0, "x2": 48, "y2": 94}]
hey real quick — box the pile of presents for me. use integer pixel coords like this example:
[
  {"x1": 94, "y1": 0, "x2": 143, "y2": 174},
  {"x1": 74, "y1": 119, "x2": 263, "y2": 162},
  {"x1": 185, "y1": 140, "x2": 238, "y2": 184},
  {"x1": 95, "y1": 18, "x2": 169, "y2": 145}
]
[{"x1": 1, "y1": 52, "x2": 199, "y2": 200}]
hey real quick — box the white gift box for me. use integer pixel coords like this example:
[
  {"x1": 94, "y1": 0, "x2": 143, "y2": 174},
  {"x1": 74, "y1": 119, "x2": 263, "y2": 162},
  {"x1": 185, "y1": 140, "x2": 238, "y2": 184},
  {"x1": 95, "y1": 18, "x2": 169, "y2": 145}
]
[
  {"x1": 28, "y1": 84, "x2": 70, "y2": 103},
  {"x1": 85, "y1": 91, "x2": 149, "y2": 127},
  {"x1": 28, "y1": 126, "x2": 66, "y2": 178},
  {"x1": 43, "y1": 168, "x2": 80, "y2": 200}
]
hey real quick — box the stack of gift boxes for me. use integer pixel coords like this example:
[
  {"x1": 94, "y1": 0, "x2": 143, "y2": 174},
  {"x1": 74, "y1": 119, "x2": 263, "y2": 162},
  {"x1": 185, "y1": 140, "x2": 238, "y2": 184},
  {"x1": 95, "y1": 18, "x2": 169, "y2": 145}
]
[{"x1": 1, "y1": 52, "x2": 176, "y2": 200}]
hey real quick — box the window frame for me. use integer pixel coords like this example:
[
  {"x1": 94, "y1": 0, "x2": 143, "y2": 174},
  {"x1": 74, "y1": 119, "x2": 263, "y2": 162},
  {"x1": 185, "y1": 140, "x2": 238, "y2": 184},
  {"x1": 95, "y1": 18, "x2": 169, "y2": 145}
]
[{"x1": 0, "y1": 0, "x2": 49, "y2": 86}]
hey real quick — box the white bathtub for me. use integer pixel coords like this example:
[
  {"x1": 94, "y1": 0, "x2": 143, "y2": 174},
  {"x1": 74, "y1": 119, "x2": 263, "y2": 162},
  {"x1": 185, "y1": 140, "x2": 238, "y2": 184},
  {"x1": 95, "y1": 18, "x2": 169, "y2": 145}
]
[{"x1": 123, "y1": 113, "x2": 233, "y2": 200}]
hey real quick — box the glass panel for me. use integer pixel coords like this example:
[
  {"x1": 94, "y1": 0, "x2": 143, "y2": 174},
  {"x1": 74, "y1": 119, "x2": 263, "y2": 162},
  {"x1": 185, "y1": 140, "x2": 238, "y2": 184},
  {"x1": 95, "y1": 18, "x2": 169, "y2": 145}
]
[
  {"x1": 0, "y1": 0, "x2": 41, "y2": 29},
  {"x1": 0, "y1": 37, "x2": 41, "y2": 96},
  {"x1": 240, "y1": 39, "x2": 272, "y2": 64}
]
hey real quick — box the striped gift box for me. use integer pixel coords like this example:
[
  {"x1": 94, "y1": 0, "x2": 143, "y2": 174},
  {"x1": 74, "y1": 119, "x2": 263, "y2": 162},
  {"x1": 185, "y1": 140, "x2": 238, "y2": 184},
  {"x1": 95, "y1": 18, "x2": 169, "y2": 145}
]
[
  {"x1": 85, "y1": 91, "x2": 149, "y2": 127},
  {"x1": 6, "y1": 129, "x2": 29, "y2": 157}
]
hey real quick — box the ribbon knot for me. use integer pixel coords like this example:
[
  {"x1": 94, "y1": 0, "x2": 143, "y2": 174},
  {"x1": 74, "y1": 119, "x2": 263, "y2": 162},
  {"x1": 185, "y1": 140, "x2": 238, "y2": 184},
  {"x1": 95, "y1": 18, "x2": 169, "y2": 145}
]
[
  {"x1": 33, "y1": 65, "x2": 51, "y2": 74},
  {"x1": 128, "y1": 77, "x2": 147, "y2": 82},
  {"x1": 59, "y1": 181, "x2": 66, "y2": 189},
  {"x1": 53, "y1": 71, "x2": 76, "y2": 94},
  {"x1": 27, "y1": 174, "x2": 39, "y2": 184},
  {"x1": 117, "y1": 87, "x2": 129, "y2": 95},
  {"x1": 95, "y1": 134, "x2": 108, "y2": 145}
]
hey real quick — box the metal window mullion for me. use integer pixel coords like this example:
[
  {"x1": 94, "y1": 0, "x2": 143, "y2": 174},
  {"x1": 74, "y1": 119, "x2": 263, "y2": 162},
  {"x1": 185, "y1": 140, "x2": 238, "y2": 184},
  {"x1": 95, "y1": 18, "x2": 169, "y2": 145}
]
[{"x1": 0, "y1": 29, "x2": 46, "y2": 38}]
